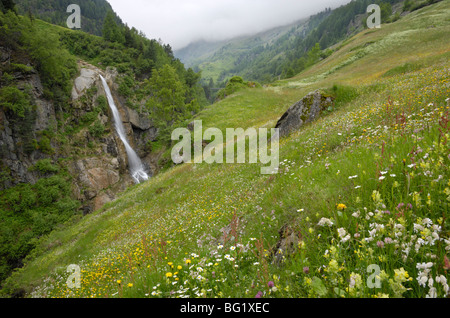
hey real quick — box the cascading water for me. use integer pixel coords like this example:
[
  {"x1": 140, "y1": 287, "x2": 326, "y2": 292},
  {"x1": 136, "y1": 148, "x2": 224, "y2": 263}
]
[{"x1": 100, "y1": 75, "x2": 149, "y2": 184}]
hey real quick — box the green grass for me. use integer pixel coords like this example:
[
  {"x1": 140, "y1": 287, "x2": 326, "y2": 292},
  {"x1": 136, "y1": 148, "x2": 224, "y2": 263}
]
[
  {"x1": 2, "y1": 1, "x2": 450, "y2": 298},
  {"x1": 382, "y1": 62, "x2": 424, "y2": 77}
]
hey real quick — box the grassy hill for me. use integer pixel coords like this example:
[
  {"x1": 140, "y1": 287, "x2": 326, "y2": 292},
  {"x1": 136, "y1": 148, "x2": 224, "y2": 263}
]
[{"x1": 2, "y1": 1, "x2": 450, "y2": 298}]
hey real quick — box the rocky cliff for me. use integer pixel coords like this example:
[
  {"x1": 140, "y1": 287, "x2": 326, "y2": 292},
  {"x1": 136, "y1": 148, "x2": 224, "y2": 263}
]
[{"x1": 0, "y1": 55, "x2": 160, "y2": 213}]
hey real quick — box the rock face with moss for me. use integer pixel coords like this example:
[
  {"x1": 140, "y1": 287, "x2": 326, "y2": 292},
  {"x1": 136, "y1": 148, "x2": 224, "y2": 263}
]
[
  {"x1": 0, "y1": 58, "x2": 159, "y2": 213},
  {"x1": 62, "y1": 62, "x2": 164, "y2": 212},
  {"x1": 275, "y1": 90, "x2": 334, "y2": 138},
  {"x1": 0, "y1": 47, "x2": 54, "y2": 187},
  {"x1": 68, "y1": 62, "x2": 161, "y2": 212}
]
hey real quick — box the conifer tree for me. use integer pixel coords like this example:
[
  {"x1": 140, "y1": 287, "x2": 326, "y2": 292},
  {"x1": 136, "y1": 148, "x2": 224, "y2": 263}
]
[{"x1": 102, "y1": 10, "x2": 124, "y2": 44}]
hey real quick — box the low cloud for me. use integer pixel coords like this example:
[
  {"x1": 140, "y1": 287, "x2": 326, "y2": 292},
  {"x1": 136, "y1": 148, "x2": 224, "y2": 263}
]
[{"x1": 107, "y1": 0, "x2": 352, "y2": 50}]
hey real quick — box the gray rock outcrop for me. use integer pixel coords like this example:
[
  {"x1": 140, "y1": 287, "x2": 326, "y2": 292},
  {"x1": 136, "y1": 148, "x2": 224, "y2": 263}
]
[
  {"x1": 275, "y1": 90, "x2": 335, "y2": 138},
  {"x1": 71, "y1": 67, "x2": 97, "y2": 100}
]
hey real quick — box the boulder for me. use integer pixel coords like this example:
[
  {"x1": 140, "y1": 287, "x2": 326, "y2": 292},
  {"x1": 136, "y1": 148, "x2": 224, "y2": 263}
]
[{"x1": 275, "y1": 90, "x2": 334, "y2": 138}]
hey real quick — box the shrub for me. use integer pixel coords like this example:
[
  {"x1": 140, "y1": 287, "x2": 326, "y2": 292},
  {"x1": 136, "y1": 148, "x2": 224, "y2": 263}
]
[
  {"x1": 81, "y1": 111, "x2": 98, "y2": 125},
  {"x1": 34, "y1": 175, "x2": 69, "y2": 206},
  {"x1": 89, "y1": 120, "x2": 105, "y2": 138},
  {"x1": 0, "y1": 86, "x2": 32, "y2": 117},
  {"x1": 327, "y1": 84, "x2": 360, "y2": 108},
  {"x1": 216, "y1": 76, "x2": 261, "y2": 101},
  {"x1": 229, "y1": 76, "x2": 244, "y2": 84},
  {"x1": 10, "y1": 63, "x2": 34, "y2": 73},
  {"x1": 0, "y1": 173, "x2": 79, "y2": 283},
  {"x1": 38, "y1": 136, "x2": 54, "y2": 155},
  {"x1": 29, "y1": 159, "x2": 60, "y2": 175},
  {"x1": 0, "y1": 72, "x2": 14, "y2": 85},
  {"x1": 403, "y1": 0, "x2": 414, "y2": 11},
  {"x1": 118, "y1": 75, "x2": 135, "y2": 97},
  {"x1": 96, "y1": 95, "x2": 108, "y2": 113}
]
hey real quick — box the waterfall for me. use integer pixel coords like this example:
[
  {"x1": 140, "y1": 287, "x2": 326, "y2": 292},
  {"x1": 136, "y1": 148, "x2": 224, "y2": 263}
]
[{"x1": 100, "y1": 75, "x2": 149, "y2": 184}]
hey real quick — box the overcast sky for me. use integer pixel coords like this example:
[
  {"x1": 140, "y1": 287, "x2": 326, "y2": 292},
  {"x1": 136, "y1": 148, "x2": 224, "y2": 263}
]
[{"x1": 106, "y1": 0, "x2": 352, "y2": 50}]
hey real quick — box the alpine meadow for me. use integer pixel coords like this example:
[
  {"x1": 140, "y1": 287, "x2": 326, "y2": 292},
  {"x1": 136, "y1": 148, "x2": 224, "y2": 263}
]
[{"x1": 0, "y1": 0, "x2": 450, "y2": 304}]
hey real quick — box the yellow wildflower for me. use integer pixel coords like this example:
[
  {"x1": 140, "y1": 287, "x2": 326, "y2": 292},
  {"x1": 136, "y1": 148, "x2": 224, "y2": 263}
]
[
  {"x1": 328, "y1": 259, "x2": 339, "y2": 273},
  {"x1": 394, "y1": 268, "x2": 412, "y2": 282}
]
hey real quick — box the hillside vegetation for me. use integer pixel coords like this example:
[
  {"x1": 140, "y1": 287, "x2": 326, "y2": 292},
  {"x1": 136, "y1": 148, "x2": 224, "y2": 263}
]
[
  {"x1": 13, "y1": 0, "x2": 123, "y2": 36},
  {"x1": 2, "y1": 1, "x2": 450, "y2": 298}
]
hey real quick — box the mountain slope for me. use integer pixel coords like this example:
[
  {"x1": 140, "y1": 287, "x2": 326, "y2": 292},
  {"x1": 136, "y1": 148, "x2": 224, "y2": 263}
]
[
  {"x1": 176, "y1": 0, "x2": 411, "y2": 85},
  {"x1": 175, "y1": 9, "x2": 332, "y2": 84},
  {"x1": 14, "y1": 0, "x2": 123, "y2": 36},
  {"x1": 2, "y1": 0, "x2": 449, "y2": 299}
]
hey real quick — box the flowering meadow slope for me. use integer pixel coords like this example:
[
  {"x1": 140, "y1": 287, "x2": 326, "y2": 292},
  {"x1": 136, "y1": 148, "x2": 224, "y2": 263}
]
[{"x1": 3, "y1": 1, "x2": 450, "y2": 298}]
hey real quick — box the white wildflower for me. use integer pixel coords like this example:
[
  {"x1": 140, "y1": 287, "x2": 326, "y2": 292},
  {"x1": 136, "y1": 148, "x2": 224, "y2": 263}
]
[
  {"x1": 426, "y1": 288, "x2": 437, "y2": 298},
  {"x1": 318, "y1": 218, "x2": 334, "y2": 227},
  {"x1": 414, "y1": 223, "x2": 424, "y2": 233},
  {"x1": 422, "y1": 218, "x2": 433, "y2": 227},
  {"x1": 337, "y1": 228, "x2": 351, "y2": 243},
  {"x1": 418, "y1": 275, "x2": 428, "y2": 287},
  {"x1": 416, "y1": 262, "x2": 434, "y2": 270}
]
